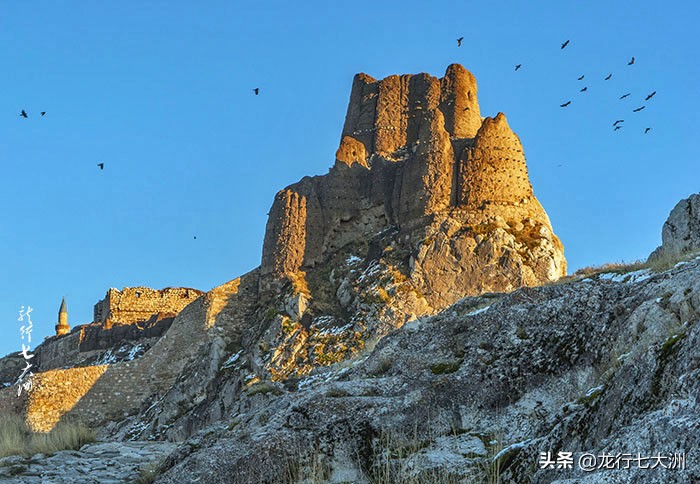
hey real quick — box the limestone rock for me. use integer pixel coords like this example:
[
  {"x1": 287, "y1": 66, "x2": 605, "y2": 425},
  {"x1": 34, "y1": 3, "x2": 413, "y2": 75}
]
[{"x1": 648, "y1": 193, "x2": 700, "y2": 263}]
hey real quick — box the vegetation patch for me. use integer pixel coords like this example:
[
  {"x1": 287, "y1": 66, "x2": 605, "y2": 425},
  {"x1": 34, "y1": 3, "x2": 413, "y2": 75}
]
[
  {"x1": 0, "y1": 415, "x2": 94, "y2": 458},
  {"x1": 574, "y1": 260, "x2": 647, "y2": 278},
  {"x1": 246, "y1": 381, "x2": 282, "y2": 397},
  {"x1": 135, "y1": 461, "x2": 165, "y2": 484},
  {"x1": 430, "y1": 360, "x2": 463, "y2": 375},
  {"x1": 325, "y1": 387, "x2": 351, "y2": 398}
]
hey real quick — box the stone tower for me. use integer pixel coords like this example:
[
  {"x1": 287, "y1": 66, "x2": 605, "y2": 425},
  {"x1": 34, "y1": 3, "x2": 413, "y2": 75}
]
[{"x1": 55, "y1": 297, "x2": 70, "y2": 336}]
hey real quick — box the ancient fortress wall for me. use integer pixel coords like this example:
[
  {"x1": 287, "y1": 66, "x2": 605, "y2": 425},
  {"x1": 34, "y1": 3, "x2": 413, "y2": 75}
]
[
  {"x1": 93, "y1": 287, "x2": 203, "y2": 328},
  {"x1": 0, "y1": 278, "x2": 247, "y2": 433}
]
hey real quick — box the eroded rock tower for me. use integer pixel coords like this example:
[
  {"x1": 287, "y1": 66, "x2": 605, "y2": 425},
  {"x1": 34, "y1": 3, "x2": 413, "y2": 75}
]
[{"x1": 261, "y1": 64, "x2": 566, "y2": 308}]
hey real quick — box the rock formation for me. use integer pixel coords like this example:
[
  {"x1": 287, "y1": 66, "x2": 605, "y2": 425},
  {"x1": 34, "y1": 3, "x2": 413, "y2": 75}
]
[
  {"x1": 262, "y1": 64, "x2": 565, "y2": 310},
  {"x1": 151, "y1": 255, "x2": 700, "y2": 484},
  {"x1": 649, "y1": 193, "x2": 700, "y2": 263}
]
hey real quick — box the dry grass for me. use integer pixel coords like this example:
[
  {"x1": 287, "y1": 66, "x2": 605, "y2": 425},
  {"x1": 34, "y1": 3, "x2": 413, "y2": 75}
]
[
  {"x1": 134, "y1": 462, "x2": 161, "y2": 484},
  {"x1": 570, "y1": 249, "x2": 700, "y2": 281},
  {"x1": 0, "y1": 414, "x2": 94, "y2": 458},
  {"x1": 573, "y1": 260, "x2": 647, "y2": 278},
  {"x1": 367, "y1": 428, "x2": 463, "y2": 484},
  {"x1": 647, "y1": 249, "x2": 700, "y2": 273}
]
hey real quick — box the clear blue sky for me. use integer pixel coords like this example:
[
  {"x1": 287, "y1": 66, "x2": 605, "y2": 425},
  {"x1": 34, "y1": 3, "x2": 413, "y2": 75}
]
[{"x1": 1, "y1": 0, "x2": 698, "y2": 357}]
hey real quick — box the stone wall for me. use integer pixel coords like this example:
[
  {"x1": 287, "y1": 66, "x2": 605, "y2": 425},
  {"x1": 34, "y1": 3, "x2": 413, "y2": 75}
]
[
  {"x1": 4, "y1": 275, "x2": 253, "y2": 434},
  {"x1": 93, "y1": 286, "x2": 203, "y2": 328},
  {"x1": 25, "y1": 366, "x2": 108, "y2": 432}
]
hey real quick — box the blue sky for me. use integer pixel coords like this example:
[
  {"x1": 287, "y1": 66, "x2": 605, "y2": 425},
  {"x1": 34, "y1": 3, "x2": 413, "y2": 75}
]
[{"x1": 1, "y1": 0, "x2": 698, "y2": 357}]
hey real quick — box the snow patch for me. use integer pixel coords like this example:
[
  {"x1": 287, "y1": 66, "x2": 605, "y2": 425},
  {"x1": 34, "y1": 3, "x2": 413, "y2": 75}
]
[
  {"x1": 127, "y1": 345, "x2": 142, "y2": 361},
  {"x1": 96, "y1": 349, "x2": 117, "y2": 365},
  {"x1": 298, "y1": 367, "x2": 350, "y2": 390},
  {"x1": 222, "y1": 350, "x2": 243, "y2": 369},
  {"x1": 599, "y1": 269, "x2": 652, "y2": 284},
  {"x1": 316, "y1": 323, "x2": 353, "y2": 337},
  {"x1": 357, "y1": 260, "x2": 382, "y2": 283},
  {"x1": 346, "y1": 255, "x2": 362, "y2": 265},
  {"x1": 492, "y1": 439, "x2": 532, "y2": 462},
  {"x1": 467, "y1": 306, "x2": 491, "y2": 316},
  {"x1": 584, "y1": 385, "x2": 605, "y2": 398}
]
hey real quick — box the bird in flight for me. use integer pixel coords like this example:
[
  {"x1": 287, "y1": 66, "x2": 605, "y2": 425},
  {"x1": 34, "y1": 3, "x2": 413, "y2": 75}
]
[
  {"x1": 561, "y1": 39, "x2": 570, "y2": 49},
  {"x1": 645, "y1": 91, "x2": 656, "y2": 101},
  {"x1": 605, "y1": 74, "x2": 612, "y2": 80},
  {"x1": 580, "y1": 87, "x2": 588, "y2": 92},
  {"x1": 560, "y1": 101, "x2": 571, "y2": 107},
  {"x1": 614, "y1": 126, "x2": 622, "y2": 131},
  {"x1": 253, "y1": 88, "x2": 260, "y2": 95},
  {"x1": 613, "y1": 120, "x2": 624, "y2": 126},
  {"x1": 628, "y1": 56, "x2": 635, "y2": 65},
  {"x1": 515, "y1": 64, "x2": 522, "y2": 71},
  {"x1": 40, "y1": 111, "x2": 46, "y2": 116},
  {"x1": 619, "y1": 93, "x2": 631, "y2": 99},
  {"x1": 194, "y1": 236, "x2": 197, "y2": 240},
  {"x1": 577, "y1": 75, "x2": 585, "y2": 80},
  {"x1": 20, "y1": 110, "x2": 28, "y2": 118},
  {"x1": 644, "y1": 127, "x2": 652, "y2": 134},
  {"x1": 633, "y1": 106, "x2": 646, "y2": 112},
  {"x1": 97, "y1": 163, "x2": 104, "y2": 170},
  {"x1": 457, "y1": 37, "x2": 464, "y2": 47}
]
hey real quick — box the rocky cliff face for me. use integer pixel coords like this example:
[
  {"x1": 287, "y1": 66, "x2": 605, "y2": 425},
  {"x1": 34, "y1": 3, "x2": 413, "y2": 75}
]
[
  {"x1": 649, "y1": 193, "x2": 700, "y2": 264},
  {"x1": 152, "y1": 255, "x2": 700, "y2": 484}
]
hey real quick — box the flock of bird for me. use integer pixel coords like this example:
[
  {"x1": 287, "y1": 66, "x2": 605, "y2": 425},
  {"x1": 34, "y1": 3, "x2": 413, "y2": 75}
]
[
  {"x1": 17, "y1": 88, "x2": 261, "y2": 243},
  {"x1": 18, "y1": 110, "x2": 106, "y2": 175},
  {"x1": 457, "y1": 37, "x2": 656, "y2": 134},
  {"x1": 16, "y1": 39, "x2": 651, "y2": 179}
]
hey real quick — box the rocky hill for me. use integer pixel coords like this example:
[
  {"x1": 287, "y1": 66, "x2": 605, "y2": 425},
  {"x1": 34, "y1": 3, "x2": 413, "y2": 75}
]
[
  {"x1": 1, "y1": 67, "x2": 696, "y2": 483},
  {"x1": 155, "y1": 252, "x2": 700, "y2": 484}
]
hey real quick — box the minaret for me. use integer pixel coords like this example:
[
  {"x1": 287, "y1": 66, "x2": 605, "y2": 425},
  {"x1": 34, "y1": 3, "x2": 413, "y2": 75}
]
[{"x1": 55, "y1": 297, "x2": 70, "y2": 336}]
